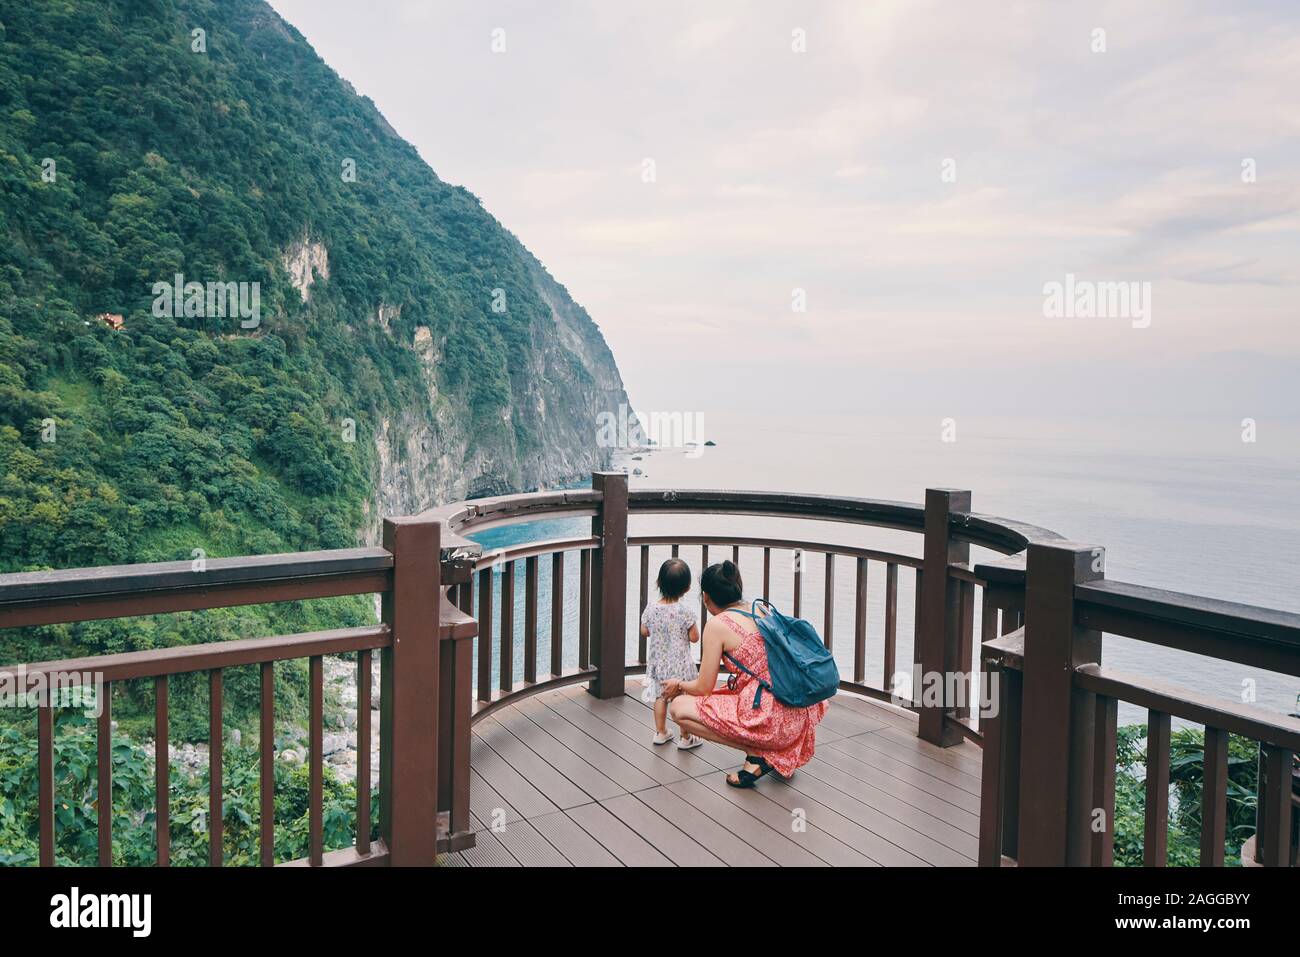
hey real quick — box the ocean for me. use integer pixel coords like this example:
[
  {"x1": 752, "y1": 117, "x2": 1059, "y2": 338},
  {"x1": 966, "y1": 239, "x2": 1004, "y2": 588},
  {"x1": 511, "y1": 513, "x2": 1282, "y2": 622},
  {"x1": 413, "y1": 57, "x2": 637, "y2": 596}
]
[{"x1": 471, "y1": 411, "x2": 1300, "y2": 725}]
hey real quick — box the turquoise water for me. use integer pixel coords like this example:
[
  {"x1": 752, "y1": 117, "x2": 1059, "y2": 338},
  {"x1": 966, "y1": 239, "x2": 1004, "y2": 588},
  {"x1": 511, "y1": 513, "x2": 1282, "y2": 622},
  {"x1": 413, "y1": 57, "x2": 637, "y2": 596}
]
[{"x1": 470, "y1": 412, "x2": 1300, "y2": 724}]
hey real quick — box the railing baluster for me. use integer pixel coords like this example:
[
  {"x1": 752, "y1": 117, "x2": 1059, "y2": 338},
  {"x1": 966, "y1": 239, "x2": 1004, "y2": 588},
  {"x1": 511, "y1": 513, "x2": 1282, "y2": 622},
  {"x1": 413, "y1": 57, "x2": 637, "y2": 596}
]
[
  {"x1": 155, "y1": 675, "x2": 169, "y2": 867},
  {"x1": 671, "y1": 544, "x2": 679, "y2": 558},
  {"x1": 38, "y1": 700, "x2": 54, "y2": 867},
  {"x1": 638, "y1": 545, "x2": 649, "y2": 663},
  {"x1": 732, "y1": 544, "x2": 740, "y2": 567},
  {"x1": 701, "y1": 544, "x2": 709, "y2": 630},
  {"x1": 1254, "y1": 745, "x2": 1267, "y2": 866},
  {"x1": 1144, "y1": 710, "x2": 1171, "y2": 866},
  {"x1": 551, "y1": 552, "x2": 564, "y2": 677},
  {"x1": 457, "y1": 577, "x2": 473, "y2": 615},
  {"x1": 981, "y1": 590, "x2": 998, "y2": 642},
  {"x1": 309, "y1": 655, "x2": 323, "y2": 866},
  {"x1": 959, "y1": 579, "x2": 975, "y2": 720},
  {"x1": 823, "y1": 553, "x2": 834, "y2": 650},
  {"x1": 1200, "y1": 726, "x2": 1229, "y2": 866},
  {"x1": 209, "y1": 668, "x2": 223, "y2": 867},
  {"x1": 853, "y1": 558, "x2": 867, "y2": 684},
  {"x1": 98, "y1": 680, "x2": 112, "y2": 866},
  {"x1": 500, "y1": 560, "x2": 515, "y2": 693},
  {"x1": 793, "y1": 549, "x2": 802, "y2": 618},
  {"x1": 1261, "y1": 744, "x2": 1295, "y2": 866},
  {"x1": 524, "y1": 556, "x2": 538, "y2": 684},
  {"x1": 260, "y1": 662, "x2": 274, "y2": 866},
  {"x1": 763, "y1": 548, "x2": 771, "y2": 601},
  {"x1": 439, "y1": 614, "x2": 475, "y2": 850},
  {"x1": 478, "y1": 567, "x2": 493, "y2": 702},
  {"x1": 356, "y1": 650, "x2": 371, "y2": 857},
  {"x1": 884, "y1": 564, "x2": 898, "y2": 694},
  {"x1": 578, "y1": 549, "x2": 591, "y2": 669},
  {"x1": 979, "y1": 649, "x2": 1022, "y2": 866},
  {"x1": 1091, "y1": 694, "x2": 1118, "y2": 865},
  {"x1": 911, "y1": 567, "x2": 922, "y2": 697}
]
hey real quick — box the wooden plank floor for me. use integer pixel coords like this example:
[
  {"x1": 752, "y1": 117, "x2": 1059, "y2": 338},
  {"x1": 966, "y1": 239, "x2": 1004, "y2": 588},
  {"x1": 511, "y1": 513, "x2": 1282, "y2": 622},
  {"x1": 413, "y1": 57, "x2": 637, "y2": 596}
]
[{"x1": 440, "y1": 684, "x2": 980, "y2": 867}]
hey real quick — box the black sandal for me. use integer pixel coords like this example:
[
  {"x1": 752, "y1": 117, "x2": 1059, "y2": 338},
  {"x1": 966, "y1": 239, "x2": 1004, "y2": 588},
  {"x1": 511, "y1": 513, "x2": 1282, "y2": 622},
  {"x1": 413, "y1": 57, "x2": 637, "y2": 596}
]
[{"x1": 726, "y1": 755, "x2": 775, "y2": 789}]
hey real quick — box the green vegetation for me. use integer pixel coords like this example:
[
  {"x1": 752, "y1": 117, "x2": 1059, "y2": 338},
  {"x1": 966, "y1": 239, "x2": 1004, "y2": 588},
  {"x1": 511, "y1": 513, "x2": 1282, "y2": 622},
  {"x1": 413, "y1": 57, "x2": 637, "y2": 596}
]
[
  {"x1": 0, "y1": 709, "x2": 369, "y2": 866},
  {"x1": 0, "y1": 0, "x2": 616, "y2": 716},
  {"x1": 0, "y1": 0, "x2": 624, "y2": 863},
  {"x1": 1112, "y1": 724, "x2": 1258, "y2": 866}
]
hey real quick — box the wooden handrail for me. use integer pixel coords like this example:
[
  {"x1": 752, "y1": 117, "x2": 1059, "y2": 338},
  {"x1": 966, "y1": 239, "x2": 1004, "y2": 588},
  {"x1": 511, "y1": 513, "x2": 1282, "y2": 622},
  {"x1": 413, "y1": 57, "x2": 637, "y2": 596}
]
[
  {"x1": 1073, "y1": 663, "x2": 1300, "y2": 751},
  {"x1": 0, "y1": 547, "x2": 392, "y2": 603},
  {"x1": 1076, "y1": 580, "x2": 1300, "y2": 643},
  {"x1": 946, "y1": 562, "x2": 984, "y2": 584},
  {"x1": 1076, "y1": 579, "x2": 1300, "y2": 677},
  {"x1": 630, "y1": 535, "x2": 922, "y2": 568},
  {"x1": 0, "y1": 548, "x2": 393, "y2": 629},
  {"x1": 473, "y1": 535, "x2": 600, "y2": 569},
  {"x1": 0, "y1": 624, "x2": 391, "y2": 683},
  {"x1": 423, "y1": 486, "x2": 1062, "y2": 558}
]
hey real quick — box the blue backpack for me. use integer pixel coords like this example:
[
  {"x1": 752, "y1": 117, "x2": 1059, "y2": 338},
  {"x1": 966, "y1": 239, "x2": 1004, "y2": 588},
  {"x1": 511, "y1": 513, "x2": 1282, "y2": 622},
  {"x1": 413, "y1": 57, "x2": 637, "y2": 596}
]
[{"x1": 725, "y1": 599, "x2": 840, "y2": 709}]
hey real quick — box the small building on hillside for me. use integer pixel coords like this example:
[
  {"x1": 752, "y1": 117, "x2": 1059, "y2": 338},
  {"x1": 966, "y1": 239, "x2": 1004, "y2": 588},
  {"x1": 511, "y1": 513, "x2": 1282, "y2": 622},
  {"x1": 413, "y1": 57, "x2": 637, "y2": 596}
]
[{"x1": 94, "y1": 313, "x2": 124, "y2": 330}]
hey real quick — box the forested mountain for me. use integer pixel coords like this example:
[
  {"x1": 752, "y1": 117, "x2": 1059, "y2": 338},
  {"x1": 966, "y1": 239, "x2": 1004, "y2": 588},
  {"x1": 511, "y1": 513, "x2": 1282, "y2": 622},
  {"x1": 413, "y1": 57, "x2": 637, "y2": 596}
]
[{"x1": 0, "y1": 0, "x2": 627, "y2": 722}]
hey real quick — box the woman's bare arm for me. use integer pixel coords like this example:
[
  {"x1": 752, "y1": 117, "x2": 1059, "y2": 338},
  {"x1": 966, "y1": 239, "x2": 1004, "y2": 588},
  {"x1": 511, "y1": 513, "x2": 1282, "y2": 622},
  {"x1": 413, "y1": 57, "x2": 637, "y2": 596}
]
[
  {"x1": 677, "y1": 619, "x2": 724, "y2": 695},
  {"x1": 687, "y1": 623, "x2": 700, "y2": 644}
]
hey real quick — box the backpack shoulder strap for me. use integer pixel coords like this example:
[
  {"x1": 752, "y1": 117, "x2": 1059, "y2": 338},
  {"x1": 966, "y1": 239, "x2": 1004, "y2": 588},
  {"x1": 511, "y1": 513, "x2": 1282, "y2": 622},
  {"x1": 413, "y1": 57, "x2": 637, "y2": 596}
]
[
  {"x1": 715, "y1": 612, "x2": 751, "y2": 637},
  {"x1": 734, "y1": 598, "x2": 775, "y2": 620},
  {"x1": 722, "y1": 652, "x2": 770, "y2": 710}
]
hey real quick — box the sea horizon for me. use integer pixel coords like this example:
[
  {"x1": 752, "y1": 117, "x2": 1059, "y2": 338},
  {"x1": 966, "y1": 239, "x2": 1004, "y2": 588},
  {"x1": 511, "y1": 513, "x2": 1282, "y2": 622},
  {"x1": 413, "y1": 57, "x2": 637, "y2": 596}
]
[{"x1": 473, "y1": 409, "x2": 1300, "y2": 725}]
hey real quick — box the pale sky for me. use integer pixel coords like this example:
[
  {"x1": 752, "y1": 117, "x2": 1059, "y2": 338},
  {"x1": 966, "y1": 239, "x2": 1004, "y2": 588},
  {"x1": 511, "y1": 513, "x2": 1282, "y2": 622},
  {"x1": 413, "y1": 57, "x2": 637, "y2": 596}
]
[{"x1": 268, "y1": 0, "x2": 1300, "y2": 418}]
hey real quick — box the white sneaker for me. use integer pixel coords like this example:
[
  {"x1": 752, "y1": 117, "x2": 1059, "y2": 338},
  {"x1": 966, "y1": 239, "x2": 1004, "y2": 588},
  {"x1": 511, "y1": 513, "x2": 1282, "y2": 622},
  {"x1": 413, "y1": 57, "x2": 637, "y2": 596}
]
[
  {"x1": 675, "y1": 734, "x2": 703, "y2": 750},
  {"x1": 652, "y1": 730, "x2": 673, "y2": 745}
]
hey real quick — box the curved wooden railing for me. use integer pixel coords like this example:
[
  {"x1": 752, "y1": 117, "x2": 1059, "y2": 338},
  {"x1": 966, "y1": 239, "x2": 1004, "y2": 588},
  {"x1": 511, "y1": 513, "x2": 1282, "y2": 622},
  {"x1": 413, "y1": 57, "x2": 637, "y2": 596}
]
[
  {"x1": 432, "y1": 482, "x2": 1061, "y2": 731},
  {"x1": 435, "y1": 476, "x2": 1298, "y2": 868},
  {"x1": 1, "y1": 472, "x2": 1296, "y2": 867}
]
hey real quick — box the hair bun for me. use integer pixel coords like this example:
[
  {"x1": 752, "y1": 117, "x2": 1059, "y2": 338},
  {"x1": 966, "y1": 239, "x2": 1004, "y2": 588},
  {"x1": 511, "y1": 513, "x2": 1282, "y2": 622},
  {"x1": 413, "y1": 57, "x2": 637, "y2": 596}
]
[{"x1": 700, "y1": 560, "x2": 744, "y2": 605}]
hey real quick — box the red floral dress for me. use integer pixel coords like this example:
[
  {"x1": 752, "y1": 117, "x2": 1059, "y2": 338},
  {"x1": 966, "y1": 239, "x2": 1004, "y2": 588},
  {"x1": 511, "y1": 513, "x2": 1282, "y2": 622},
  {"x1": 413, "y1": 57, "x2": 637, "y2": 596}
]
[{"x1": 695, "y1": 612, "x2": 828, "y2": 778}]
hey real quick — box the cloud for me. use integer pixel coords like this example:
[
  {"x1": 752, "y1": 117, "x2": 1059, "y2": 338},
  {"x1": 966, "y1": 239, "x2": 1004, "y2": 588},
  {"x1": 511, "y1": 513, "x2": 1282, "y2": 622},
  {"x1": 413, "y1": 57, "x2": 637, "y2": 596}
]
[
  {"x1": 674, "y1": 18, "x2": 738, "y2": 54},
  {"x1": 269, "y1": 0, "x2": 1300, "y2": 412}
]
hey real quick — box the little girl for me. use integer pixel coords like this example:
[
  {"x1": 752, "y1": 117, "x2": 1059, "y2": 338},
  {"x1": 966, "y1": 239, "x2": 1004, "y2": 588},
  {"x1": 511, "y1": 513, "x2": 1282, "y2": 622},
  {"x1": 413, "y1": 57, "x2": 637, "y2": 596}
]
[{"x1": 640, "y1": 558, "x2": 702, "y2": 749}]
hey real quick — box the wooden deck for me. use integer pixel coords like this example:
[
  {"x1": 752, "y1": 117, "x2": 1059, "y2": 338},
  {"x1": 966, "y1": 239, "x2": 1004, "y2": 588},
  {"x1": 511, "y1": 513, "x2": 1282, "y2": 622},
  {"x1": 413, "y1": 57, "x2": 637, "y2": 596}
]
[{"x1": 442, "y1": 685, "x2": 981, "y2": 867}]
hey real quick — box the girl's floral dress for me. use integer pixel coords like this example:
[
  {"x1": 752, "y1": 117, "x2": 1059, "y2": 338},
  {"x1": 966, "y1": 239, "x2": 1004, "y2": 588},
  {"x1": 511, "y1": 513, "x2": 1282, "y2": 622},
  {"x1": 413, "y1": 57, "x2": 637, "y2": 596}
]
[{"x1": 642, "y1": 600, "x2": 698, "y2": 698}]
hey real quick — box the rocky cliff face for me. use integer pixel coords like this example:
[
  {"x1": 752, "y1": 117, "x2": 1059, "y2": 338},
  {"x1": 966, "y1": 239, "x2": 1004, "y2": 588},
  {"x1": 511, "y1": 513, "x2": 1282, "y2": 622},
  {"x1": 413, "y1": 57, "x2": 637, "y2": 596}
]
[
  {"x1": 364, "y1": 253, "x2": 629, "y2": 538},
  {"x1": 281, "y1": 237, "x2": 330, "y2": 303}
]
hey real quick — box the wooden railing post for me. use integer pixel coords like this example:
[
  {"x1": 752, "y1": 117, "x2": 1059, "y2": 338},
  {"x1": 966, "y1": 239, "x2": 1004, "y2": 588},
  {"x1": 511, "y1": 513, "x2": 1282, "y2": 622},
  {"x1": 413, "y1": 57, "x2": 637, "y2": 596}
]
[
  {"x1": 379, "y1": 516, "x2": 440, "y2": 866},
  {"x1": 918, "y1": 488, "x2": 970, "y2": 747},
  {"x1": 1017, "y1": 541, "x2": 1104, "y2": 866},
  {"x1": 1257, "y1": 743, "x2": 1297, "y2": 866},
  {"x1": 588, "y1": 472, "x2": 628, "y2": 700}
]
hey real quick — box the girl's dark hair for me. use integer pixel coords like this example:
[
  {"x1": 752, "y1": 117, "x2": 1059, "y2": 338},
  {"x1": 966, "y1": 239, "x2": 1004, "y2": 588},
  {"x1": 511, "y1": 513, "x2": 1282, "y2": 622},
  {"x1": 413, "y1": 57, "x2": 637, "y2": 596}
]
[
  {"x1": 700, "y1": 560, "x2": 743, "y2": 606},
  {"x1": 656, "y1": 558, "x2": 691, "y2": 599}
]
